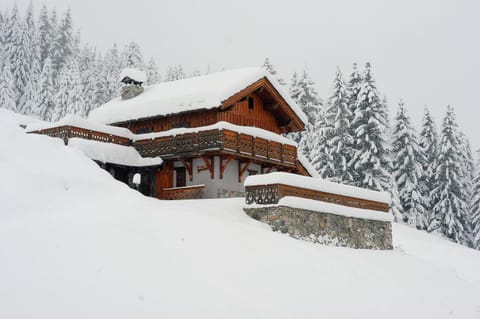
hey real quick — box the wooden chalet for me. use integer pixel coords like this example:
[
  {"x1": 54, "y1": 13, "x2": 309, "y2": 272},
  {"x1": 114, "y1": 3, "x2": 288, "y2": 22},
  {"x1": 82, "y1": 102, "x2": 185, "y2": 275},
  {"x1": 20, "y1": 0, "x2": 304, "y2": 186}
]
[{"x1": 30, "y1": 68, "x2": 316, "y2": 200}]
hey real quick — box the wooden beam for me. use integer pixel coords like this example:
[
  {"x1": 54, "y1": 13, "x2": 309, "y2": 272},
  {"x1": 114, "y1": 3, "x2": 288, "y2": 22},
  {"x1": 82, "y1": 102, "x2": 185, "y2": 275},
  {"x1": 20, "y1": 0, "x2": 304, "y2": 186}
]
[
  {"x1": 220, "y1": 155, "x2": 234, "y2": 179},
  {"x1": 262, "y1": 166, "x2": 274, "y2": 174},
  {"x1": 201, "y1": 156, "x2": 215, "y2": 179},
  {"x1": 180, "y1": 159, "x2": 193, "y2": 181},
  {"x1": 238, "y1": 160, "x2": 252, "y2": 183}
]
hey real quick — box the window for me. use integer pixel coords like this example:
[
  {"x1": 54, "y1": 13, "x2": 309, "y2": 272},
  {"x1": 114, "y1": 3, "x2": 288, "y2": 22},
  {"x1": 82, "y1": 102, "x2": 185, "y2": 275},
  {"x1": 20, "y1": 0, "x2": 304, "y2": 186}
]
[{"x1": 248, "y1": 97, "x2": 254, "y2": 110}]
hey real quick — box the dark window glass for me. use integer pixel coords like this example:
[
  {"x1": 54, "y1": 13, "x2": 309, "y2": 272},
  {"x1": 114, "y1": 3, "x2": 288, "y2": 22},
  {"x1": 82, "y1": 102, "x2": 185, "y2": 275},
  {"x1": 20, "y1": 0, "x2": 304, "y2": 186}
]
[{"x1": 248, "y1": 97, "x2": 254, "y2": 110}]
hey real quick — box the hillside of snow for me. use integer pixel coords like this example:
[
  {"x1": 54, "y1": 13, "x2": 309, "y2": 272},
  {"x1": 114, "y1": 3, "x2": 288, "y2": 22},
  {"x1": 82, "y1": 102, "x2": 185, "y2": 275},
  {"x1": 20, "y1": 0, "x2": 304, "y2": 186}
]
[{"x1": 1, "y1": 111, "x2": 480, "y2": 319}]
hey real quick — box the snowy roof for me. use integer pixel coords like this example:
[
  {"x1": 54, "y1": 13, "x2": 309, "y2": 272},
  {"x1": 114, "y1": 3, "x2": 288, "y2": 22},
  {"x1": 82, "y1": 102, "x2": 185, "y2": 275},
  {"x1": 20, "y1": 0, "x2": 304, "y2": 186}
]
[
  {"x1": 119, "y1": 68, "x2": 147, "y2": 83},
  {"x1": 26, "y1": 115, "x2": 135, "y2": 139},
  {"x1": 0, "y1": 109, "x2": 47, "y2": 128},
  {"x1": 244, "y1": 196, "x2": 393, "y2": 222},
  {"x1": 68, "y1": 138, "x2": 162, "y2": 167},
  {"x1": 89, "y1": 67, "x2": 308, "y2": 125},
  {"x1": 244, "y1": 172, "x2": 391, "y2": 204},
  {"x1": 134, "y1": 121, "x2": 297, "y2": 146}
]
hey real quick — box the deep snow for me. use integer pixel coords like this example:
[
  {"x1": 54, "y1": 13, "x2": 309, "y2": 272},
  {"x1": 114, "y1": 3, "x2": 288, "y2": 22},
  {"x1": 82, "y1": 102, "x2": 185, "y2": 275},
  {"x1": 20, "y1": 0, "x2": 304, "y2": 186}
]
[{"x1": 1, "y1": 112, "x2": 480, "y2": 319}]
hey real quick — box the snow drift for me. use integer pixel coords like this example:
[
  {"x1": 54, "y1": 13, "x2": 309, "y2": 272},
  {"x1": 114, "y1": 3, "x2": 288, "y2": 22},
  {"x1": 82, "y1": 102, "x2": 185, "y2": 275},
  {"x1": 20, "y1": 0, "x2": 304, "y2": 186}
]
[{"x1": 1, "y1": 111, "x2": 480, "y2": 319}]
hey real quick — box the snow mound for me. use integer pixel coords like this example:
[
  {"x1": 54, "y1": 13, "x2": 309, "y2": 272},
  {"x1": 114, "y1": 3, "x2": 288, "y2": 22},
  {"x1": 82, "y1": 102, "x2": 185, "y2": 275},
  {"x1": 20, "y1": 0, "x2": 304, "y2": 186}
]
[{"x1": 1, "y1": 112, "x2": 480, "y2": 319}]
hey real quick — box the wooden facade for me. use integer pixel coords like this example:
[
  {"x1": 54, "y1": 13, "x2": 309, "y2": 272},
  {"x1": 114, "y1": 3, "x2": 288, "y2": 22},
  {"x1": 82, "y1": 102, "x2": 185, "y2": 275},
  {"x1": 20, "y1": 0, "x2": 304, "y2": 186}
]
[{"x1": 115, "y1": 77, "x2": 303, "y2": 135}]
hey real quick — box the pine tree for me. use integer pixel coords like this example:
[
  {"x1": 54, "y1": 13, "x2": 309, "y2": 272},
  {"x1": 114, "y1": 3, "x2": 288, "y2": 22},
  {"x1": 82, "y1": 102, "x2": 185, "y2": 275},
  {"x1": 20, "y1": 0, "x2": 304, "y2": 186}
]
[
  {"x1": 471, "y1": 156, "x2": 480, "y2": 249},
  {"x1": 51, "y1": 9, "x2": 73, "y2": 76},
  {"x1": 165, "y1": 65, "x2": 186, "y2": 82},
  {"x1": 262, "y1": 57, "x2": 286, "y2": 85},
  {"x1": 78, "y1": 45, "x2": 98, "y2": 116},
  {"x1": 35, "y1": 57, "x2": 55, "y2": 121},
  {"x1": 349, "y1": 62, "x2": 390, "y2": 191},
  {"x1": 310, "y1": 109, "x2": 334, "y2": 178},
  {"x1": 429, "y1": 106, "x2": 469, "y2": 244},
  {"x1": 324, "y1": 67, "x2": 354, "y2": 183},
  {"x1": 53, "y1": 58, "x2": 84, "y2": 121},
  {"x1": 98, "y1": 44, "x2": 121, "y2": 103},
  {"x1": 0, "y1": 52, "x2": 16, "y2": 111},
  {"x1": 391, "y1": 101, "x2": 428, "y2": 229},
  {"x1": 389, "y1": 174, "x2": 404, "y2": 222},
  {"x1": 346, "y1": 62, "x2": 363, "y2": 182},
  {"x1": 37, "y1": 5, "x2": 52, "y2": 67},
  {"x1": 288, "y1": 69, "x2": 322, "y2": 157},
  {"x1": 146, "y1": 57, "x2": 161, "y2": 85},
  {"x1": 19, "y1": 2, "x2": 41, "y2": 115},
  {"x1": 121, "y1": 41, "x2": 144, "y2": 70},
  {"x1": 418, "y1": 107, "x2": 438, "y2": 221}
]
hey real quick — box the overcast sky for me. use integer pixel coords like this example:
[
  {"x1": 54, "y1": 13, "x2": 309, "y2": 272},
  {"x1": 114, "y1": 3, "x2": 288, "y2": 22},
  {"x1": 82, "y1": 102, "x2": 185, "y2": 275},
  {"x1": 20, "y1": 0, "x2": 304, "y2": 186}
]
[{"x1": 4, "y1": 0, "x2": 480, "y2": 148}]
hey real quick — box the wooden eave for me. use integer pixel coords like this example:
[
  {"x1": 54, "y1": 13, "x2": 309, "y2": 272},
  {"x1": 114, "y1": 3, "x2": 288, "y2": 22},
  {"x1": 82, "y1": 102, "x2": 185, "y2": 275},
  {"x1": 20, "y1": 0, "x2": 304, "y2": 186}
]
[{"x1": 219, "y1": 77, "x2": 305, "y2": 133}]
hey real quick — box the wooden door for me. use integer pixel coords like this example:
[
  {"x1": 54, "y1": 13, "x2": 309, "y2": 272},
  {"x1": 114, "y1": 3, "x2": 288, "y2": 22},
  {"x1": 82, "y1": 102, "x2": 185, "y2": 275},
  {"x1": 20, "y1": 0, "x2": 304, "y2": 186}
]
[{"x1": 156, "y1": 164, "x2": 173, "y2": 198}]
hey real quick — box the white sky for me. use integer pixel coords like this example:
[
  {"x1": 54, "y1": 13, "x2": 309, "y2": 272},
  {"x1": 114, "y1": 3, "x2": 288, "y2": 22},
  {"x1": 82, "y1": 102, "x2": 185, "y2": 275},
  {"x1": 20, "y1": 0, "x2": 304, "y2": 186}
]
[{"x1": 4, "y1": 0, "x2": 480, "y2": 148}]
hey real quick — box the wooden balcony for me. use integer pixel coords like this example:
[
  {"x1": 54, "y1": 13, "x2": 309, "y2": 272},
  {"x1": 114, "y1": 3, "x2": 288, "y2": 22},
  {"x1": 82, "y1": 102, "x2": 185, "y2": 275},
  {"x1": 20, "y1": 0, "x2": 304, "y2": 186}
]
[
  {"x1": 160, "y1": 185, "x2": 205, "y2": 200},
  {"x1": 245, "y1": 183, "x2": 390, "y2": 212},
  {"x1": 29, "y1": 125, "x2": 131, "y2": 146},
  {"x1": 133, "y1": 129, "x2": 298, "y2": 167}
]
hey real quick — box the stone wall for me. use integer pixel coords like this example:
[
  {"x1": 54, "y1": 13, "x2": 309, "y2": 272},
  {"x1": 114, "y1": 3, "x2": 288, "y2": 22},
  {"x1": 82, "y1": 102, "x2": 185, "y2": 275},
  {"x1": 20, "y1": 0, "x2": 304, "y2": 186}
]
[{"x1": 244, "y1": 206, "x2": 392, "y2": 250}]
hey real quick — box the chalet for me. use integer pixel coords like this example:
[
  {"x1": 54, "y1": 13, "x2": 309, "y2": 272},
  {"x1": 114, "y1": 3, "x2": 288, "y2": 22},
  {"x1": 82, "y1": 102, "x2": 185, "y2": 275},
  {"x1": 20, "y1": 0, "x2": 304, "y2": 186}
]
[
  {"x1": 28, "y1": 67, "x2": 393, "y2": 249},
  {"x1": 30, "y1": 67, "x2": 316, "y2": 200}
]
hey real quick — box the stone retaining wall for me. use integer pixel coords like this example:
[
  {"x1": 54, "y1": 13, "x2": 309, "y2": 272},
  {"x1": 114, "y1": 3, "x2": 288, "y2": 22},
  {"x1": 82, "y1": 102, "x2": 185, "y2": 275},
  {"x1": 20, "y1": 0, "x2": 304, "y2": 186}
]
[{"x1": 244, "y1": 206, "x2": 393, "y2": 250}]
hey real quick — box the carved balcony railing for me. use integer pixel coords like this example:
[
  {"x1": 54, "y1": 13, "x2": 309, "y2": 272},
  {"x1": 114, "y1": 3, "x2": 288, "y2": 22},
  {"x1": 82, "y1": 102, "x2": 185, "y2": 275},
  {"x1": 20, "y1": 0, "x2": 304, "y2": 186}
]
[
  {"x1": 30, "y1": 125, "x2": 131, "y2": 146},
  {"x1": 160, "y1": 185, "x2": 205, "y2": 200},
  {"x1": 245, "y1": 183, "x2": 390, "y2": 212},
  {"x1": 134, "y1": 129, "x2": 298, "y2": 166}
]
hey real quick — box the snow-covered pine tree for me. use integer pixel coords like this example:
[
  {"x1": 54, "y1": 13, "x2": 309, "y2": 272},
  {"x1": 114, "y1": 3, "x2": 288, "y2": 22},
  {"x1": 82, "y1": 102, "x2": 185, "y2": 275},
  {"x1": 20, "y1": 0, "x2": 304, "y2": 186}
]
[
  {"x1": 37, "y1": 5, "x2": 52, "y2": 67},
  {"x1": 0, "y1": 51, "x2": 16, "y2": 111},
  {"x1": 346, "y1": 62, "x2": 363, "y2": 182},
  {"x1": 51, "y1": 9, "x2": 74, "y2": 76},
  {"x1": 324, "y1": 67, "x2": 354, "y2": 184},
  {"x1": 165, "y1": 65, "x2": 186, "y2": 82},
  {"x1": 458, "y1": 132, "x2": 475, "y2": 245},
  {"x1": 418, "y1": 107, "x2": 438, "y2": 221},
  {"x1": 287, "y1": 69, "x2": 322, "y2": 159},
  {"x1": 78, "y1": 45, "x2": 98, "y2": 116},
  {"x1": 471, "y1": 155, "x2": 480, "y2": 249},
  {"x1": 391, "y1": 101, "x2": 428, "y2": 229},
  {"x1": 429, "y1": 106, "x2": 469, "y2": 244},
  {"x1": 262, "y1": 57, "x2": 286, "y2": 85},
  {"x1": 389, "y1": 174, "x2": 404, "y2": 222},
  {"x1": 19, "y1": 2, "x2": 41, "y2": 115},
  {"x1": 53, "y1": 57, "x2": 85, "y2": 121},
  {"x1": 98, "y1": 44, "x2": 121, "y2": 103},
  {"x1": 310, "y1": 109, "x2": 334, "y2": 178},
  {"x1": 146, "y1": 57, "x2": 161, "y2": 85},
  {"x1": 121, "y1": 41, "x2": 145, "y2": 70},
  {"x1": 349, "y1": 62, "x2": 390, "y2": 191},
  {"x1": 35, "y1": 57, "x2": 55, "y2": 121}
]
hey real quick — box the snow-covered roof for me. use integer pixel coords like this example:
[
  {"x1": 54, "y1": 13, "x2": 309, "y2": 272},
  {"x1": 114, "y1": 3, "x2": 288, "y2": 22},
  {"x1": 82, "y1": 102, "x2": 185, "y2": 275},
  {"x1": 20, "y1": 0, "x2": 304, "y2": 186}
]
[
  {"x1": 26, "y1": 115, "x2": 135, "y2": 139},
  {"x1": 119, "y1": 68, "x2": 147, "y2": 83},
  {"x1": 0, "y1": 109, "x2": 47, "y2": 128},
  {"x1": 244, "y1": 196, "x2": 393, "y2": 222},
  {"x1": 134, "y1": 121, "x2": 297, "y2": 146},
  {"x1": 68, "y1": 138, "x2": 162, "y2": 167},
  {"x1": 244, "y1": 172, "x2": 391, "y2": 204},
  {"x1": 89, "y1": 67, "x2": 308, "y2": 125}
]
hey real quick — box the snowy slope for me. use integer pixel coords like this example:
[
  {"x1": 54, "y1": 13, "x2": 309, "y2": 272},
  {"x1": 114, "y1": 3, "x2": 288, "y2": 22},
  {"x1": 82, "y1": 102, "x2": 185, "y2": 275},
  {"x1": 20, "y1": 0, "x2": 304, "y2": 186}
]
[{"x1": 1, "y1": 114, "x2": 480, "y2": 319}]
